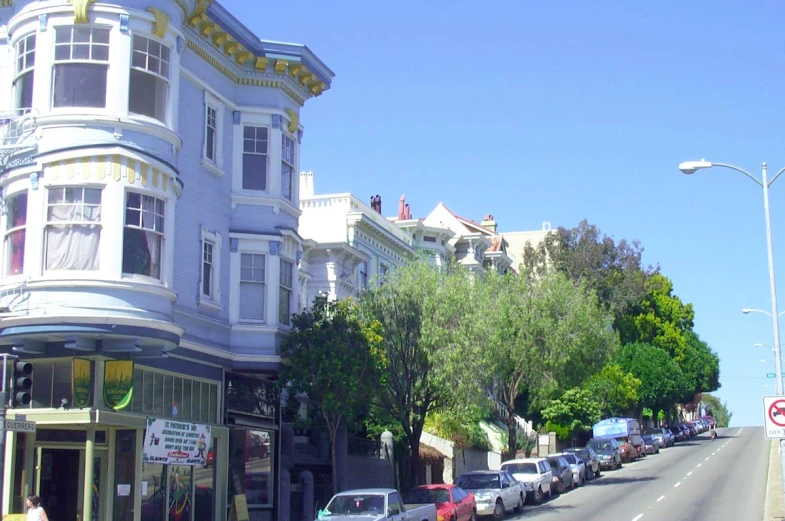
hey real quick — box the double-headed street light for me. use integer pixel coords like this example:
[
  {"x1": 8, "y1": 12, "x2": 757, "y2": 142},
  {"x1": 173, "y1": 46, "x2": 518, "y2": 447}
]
[{"x1": 680, "y1": 158, "x2": 785, "y2": 503}]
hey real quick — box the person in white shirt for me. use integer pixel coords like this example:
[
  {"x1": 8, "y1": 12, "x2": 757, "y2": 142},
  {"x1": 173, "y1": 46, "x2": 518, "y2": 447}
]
[{"x1": 26, "y1": 495, "x2": 49, "y2": 521}]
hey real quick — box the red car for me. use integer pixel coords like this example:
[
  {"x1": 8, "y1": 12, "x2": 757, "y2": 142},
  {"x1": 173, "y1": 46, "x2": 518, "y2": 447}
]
[{"x1": 404, "y1": 484, "x2": 476, "y2": 521}]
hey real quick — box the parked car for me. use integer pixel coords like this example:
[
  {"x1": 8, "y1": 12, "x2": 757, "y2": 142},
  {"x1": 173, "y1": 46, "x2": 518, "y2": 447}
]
[
  {"x1": 644, "y1": 427, "x2": 673, "y2": 448},
  {"x1": 500, "y1": 458, "x2": 553, "y2": 504},
  {"x1": 455, "y1": 470, "x2": 524, "y2": 520},
  {"x1": 552, "y1": 452, "x2": 586, "y2": 486},
  {"x1": 317, "y1": 488, "x2": 437, "y2": 521},
  {"x1": 641, "y1": 435, "x2": 660, "y2": 455},
  {"x1": 587, "y1": 438, "x2": 622, "y2": 470},
  {"x1": 669, "y1": 425, "x2": 686, "y2": 442},
  {"x1": 563, "y1": 447, "x2": 601, "y2": 479},
  {"x1": 545, "y1": 455, "x2": 575, "y2": 494},
  {"x1": 613, "y1": 437, "x2": 637, "y2": 462},
  {"x1": 405, "y1": 485, "x2": 476, "y2": 521},
  {"x1": 702, "y1": 415, "x2": 717, "y2": 429}
]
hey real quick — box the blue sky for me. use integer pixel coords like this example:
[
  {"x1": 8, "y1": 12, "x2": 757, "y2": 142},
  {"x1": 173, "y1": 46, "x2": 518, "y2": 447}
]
[{"x1": 223, "y1": 0, "x2": 785, "y2": 427}]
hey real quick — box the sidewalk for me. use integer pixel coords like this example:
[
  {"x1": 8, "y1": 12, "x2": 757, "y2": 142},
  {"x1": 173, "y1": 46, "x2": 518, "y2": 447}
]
[{"x1": 765, "y1": 440, "x2": 785, "y2": 521}]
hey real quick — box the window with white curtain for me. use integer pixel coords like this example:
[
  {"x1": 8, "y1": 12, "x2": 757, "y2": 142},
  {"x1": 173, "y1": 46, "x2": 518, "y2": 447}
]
[
  {"x1": 4, "y1": 193, "x2": 27, "y2": 276},
  {"x1": 123, "y1": 192, "x2": 164, "y2": 279},
  {"x1": 129, "y1": 35, "x2": 170, "y2": 122},
  {"x1": 45, "y1": 187, "x2": 102, "y2": 270},
  {"x1": 278, "y1": 259, "x2": 293, "y2": 325},
  {"x1": 281, "y1": 135, "x2": 295, "y2": 201},
  {"x1": 239, "y1": 253, "x2": 265, "y2": 321},
  {"x1": 52, "y1": 27, "x2": 110, "y2": 108},
  {"x1": 14, "y1": 34, "x2": 35, "y2": 110}
]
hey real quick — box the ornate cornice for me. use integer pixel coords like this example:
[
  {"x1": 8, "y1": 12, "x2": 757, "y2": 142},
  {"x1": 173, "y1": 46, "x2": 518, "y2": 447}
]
[{"x1": 147, "y1": 7, "x2": 171, "y2": 38}]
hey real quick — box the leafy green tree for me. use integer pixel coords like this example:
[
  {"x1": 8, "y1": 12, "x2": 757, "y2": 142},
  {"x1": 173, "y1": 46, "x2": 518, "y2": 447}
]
[
  {"x1": 359, "y1": 261, "x2": 474, "y2": 487},
  {"x1": 677, "y1": 331, "x2": 721, "y2": 401},
  {"x1": 584, "y1": 364, "x2": 641, "y2": 417},
  {"x1": 472, "y1": 270, "x2": 617, "y2": 457},
  {"x1": 279, "y1": 297, "x2": 384, "y2": 493},
  {"x1": 616, "y1": 274, "x2": 695, "y2": 362},
  {"x1": 423, "y1": 406, "x2": 492, "y2": 450},
  {"x1": 521, "y1": 220, "x2": 654, "y2": 321},
  {"x1": 613, "y1": 342, "x2": 686, "y2": 413},
  {"x1": 701, "y1": 394, "x2": 733, "y2": 427},
  {"x1": 541, "y1": 388, "x2": 602, "y2": 440}
]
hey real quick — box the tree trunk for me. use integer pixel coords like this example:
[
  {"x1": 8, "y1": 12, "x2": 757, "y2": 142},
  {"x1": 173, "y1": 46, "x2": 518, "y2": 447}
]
[
  {"x1": 408, "y1": 434, "x2": 421, "y2": 489},
  {"x1": 505, "y1": 414, "x2": 518, "y2": 460},
  {"x1": 328, "y1": 426, "x2": 339, "y2": 495}
]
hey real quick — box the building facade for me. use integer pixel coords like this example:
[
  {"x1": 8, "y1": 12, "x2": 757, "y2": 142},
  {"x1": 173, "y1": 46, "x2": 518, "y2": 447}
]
[{"x1": 0, "y1": 1, "x2": 332, "y2": 521}]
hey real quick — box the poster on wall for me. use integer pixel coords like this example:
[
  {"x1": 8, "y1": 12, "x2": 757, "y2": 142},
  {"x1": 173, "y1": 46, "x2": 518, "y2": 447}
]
[
  {"x1": 143, "y1": 418, "x2": 212, "y2": 466},
  {"x1": 72, "y1": 358, "x2": 92, "y2": 408},
  {"x1": 104, "y1": 360, "x2": 134, "y2": 410}
]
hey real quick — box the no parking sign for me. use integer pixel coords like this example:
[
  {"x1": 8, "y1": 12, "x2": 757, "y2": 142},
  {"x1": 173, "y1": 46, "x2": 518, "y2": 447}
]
[{"x1": 764, "y1": 396, "x2": 785, "y2": 438}]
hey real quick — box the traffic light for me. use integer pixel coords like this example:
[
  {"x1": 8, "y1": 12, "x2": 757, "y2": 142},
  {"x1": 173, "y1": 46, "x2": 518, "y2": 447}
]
[{"x1": 12, "y1": 361, "x2": 32, "y2": 407}]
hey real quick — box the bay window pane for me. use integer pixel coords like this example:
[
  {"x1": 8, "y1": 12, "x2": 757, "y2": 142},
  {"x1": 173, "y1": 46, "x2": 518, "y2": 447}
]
[{"x1": 53, "y1": 64, "x2": 108, "y2": 108}]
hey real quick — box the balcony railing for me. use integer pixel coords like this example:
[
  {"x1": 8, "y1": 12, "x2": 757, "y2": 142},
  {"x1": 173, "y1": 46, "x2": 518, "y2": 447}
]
[{"x1": 0, "y1": 110, "x2": 38, "y2": 169}]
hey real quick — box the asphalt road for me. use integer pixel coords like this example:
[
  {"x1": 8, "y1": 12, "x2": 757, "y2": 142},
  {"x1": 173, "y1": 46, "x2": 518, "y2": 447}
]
[{"x1": 509, "y1": 427, "x2": 767, "y2": 521}]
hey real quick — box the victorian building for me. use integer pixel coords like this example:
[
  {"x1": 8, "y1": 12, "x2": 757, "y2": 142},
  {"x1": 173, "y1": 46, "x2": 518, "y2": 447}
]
[{"x1": 0, "y1": 1, "x2": 332, "y2": 521}]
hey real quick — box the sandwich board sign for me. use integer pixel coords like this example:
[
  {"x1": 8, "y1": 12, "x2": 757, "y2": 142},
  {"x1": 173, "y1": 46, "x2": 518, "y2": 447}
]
[{"x1": 764, "y1": 396, "x2": 785, "y2": 439}]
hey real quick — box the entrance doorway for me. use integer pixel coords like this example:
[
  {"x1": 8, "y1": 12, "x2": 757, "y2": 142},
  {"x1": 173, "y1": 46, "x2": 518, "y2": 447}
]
[
  {"x1": 35, "y1": 448, "x2": 108, "y2": 521},
  {"x1": 37, "y1": 449, "x2": 79, "y2": 521}
]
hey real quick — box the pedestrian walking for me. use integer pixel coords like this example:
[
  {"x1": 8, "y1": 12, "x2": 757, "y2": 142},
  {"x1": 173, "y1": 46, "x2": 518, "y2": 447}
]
[{"x1": 26, "y1": 495, "x2": 49, "y2": 521}]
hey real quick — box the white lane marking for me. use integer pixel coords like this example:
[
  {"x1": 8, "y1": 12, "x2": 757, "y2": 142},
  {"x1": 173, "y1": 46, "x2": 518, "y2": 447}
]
[
  {"x1": 632, "y1": 515, "x2": 643, "y2": 521},
  {"x1": 687, "y1": 471, "x2": 693, "y2": 476},
  {"x1": 738, "y1": 427, "x2": 744, "y2": 435},
  {"x1": 656, "y1": 495, "x2": 665, "y2": 502},
  {"x1": 712, "y1": 452, "x2": 716, "y2": 455},
  {"x1": 674, "y1": 482, "x2": 681, "y2": 488},
  {"x1": 697, "y1": 463, "x2": 702, "y2": 467},
  {"x1": 705, "y1": 457, "x2": 710, "y2": 461}
]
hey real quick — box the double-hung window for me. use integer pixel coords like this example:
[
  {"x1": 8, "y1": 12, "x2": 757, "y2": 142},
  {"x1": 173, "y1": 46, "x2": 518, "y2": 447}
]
[
  {"x1": 123, "y1": 192, "x2": 165, "y2": 279},
  {"x1": 242, "y1": 126, "x2": 268, "y2": 190},
  {"x1": 129, "y1": 35, "x2": 170, "y2": 123},
  {"x1": 279, "y1": 259, "x2": 293, "y2": 325},
  {"x1": 239, "y1": 253, "x2": 265, "y2": 321},
  {"x1": 205, "y1": 105, "x2": 218, "y2": 162},
  {"x1": 45, "y1": 187, "x2": 102, "y2": 270},
  {"x1": 53, "y1": 27, "x2": 110, "y2": 108},
  {"x1": 358, "y1": 261, "x2": 368, "y2": 290},
  {"x1": 14, "y1": 34, "x2": 35, "y2": 110},
  {"x1": 202, "y1": 239, "x2": 215, "y2": 298},
  {"x1": 281, "y1": 135, "x2": 295, "y2": 201},
  {"x1": 4, "y1": 193, "x2": 27, "y2": 276}
]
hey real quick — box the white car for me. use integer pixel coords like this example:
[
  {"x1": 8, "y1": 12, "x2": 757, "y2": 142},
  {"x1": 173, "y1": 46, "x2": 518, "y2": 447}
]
[
  {"x1": 500, "y1": 458, "x2": 554, "y2": 504},
  {"x1": 552, "y1": 452, "x2": 586, "y2": 486},
  {"x1": 456, "y1": 470, "x2": 524, "y2": 520}
]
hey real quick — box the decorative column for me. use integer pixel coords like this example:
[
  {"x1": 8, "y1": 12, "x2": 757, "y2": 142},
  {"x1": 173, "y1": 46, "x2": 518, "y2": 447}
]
[{"x1": 82, "y1": 428, "x2": 95, "y2": 521}]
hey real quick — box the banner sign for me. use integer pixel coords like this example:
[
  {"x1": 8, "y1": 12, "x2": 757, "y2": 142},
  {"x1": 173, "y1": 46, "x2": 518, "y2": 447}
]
[
  {"x1": 143, "y1": 418, "x2": 212, "y2": 466},
  {"x1": 104, "y1": 360, "x2": 134, "y2": 410},
  {"x1": 72, "y1": 358, "x2": 92, "y2": 408}
]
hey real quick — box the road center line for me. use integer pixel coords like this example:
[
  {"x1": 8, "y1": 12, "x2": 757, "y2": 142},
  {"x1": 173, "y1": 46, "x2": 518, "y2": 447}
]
[
  {"x1": 632, "y1": 515, "x2": 643, "y2": 521},
  {"x1": 656, "y1": 495, "x2": 665, "y2": 502},
  {"x1": 712, "y1": 452, "x2": 716, "y2": 455},
  {"x1": 697, "y1": 463, "x2": 702, "y2": 467},
  {"x1": 705, "y1": 457, "x2": 710, "y2": 461},
  {"x1": 687, "y1": 471, "x2": 692, "y2": 476},
  {"x1": 674, "y1": 482, "x2": 681, "y2": 488}
]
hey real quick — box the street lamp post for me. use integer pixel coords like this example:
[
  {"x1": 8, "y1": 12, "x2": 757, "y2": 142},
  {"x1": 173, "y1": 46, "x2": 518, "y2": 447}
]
[{"x1": 680, "y1": 159, "x2": 785, "y2": 502}]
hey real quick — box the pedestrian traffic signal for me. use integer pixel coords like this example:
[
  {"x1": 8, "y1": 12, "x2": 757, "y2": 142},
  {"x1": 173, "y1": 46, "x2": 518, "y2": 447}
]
[{"x1": 12, "y1": 361, "x2": 32, "y2": 407}]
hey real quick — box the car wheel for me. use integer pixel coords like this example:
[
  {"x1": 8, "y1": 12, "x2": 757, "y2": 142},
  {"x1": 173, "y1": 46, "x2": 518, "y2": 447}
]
[
  {"x1": 558, "y1": 481, "x2": 565, "y2": 494},
  {"x1": 492, "y1": 499, "x2": 504, "y2": 521},
  {"x1": 514, "y1": 495, "x2": 524, "y2": 513},
  {"x1": 470, "y1": 510, "x2": 476, "y2": 521},
  {"x1": 595, "y1": 467, "x2": 601, "y2": 478},
  {"x1": 533, "y1": 487, "x2": 543, "y2": 504}
]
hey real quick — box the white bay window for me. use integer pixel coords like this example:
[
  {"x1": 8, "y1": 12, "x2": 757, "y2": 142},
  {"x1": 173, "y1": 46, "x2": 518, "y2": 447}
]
[
  {"x1": 239, "y1": 253, "x2": 265, "y2": 321},
  {"x1": 242, "y1": 126, "x2": 268, "y2": 191},
  {"x1": 14, "y1": 34, "x2": 35, "y2": 110},
  {"x1": 279, "y1": 259, "x2": 293, "y2": 325},
  {"x1": 129, "y1": 35, "x2": 170, "y2": 122},
  {"x1": 53, "y1": 27, "x2": 110, "y2": 108},
  {"x1": 45, "y1": 187, "x2": 102, "y2": 271},
  {"x1": 281, "y1": 135, "x2": 295, "y2": 201},
  {"x1": 123, "y1": 192, "x2": 164, "y2": 279}
]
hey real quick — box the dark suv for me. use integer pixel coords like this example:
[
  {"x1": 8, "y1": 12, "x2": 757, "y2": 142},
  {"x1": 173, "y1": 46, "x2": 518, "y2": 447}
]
[{"x1": 587, "y1": 438, "x2": 622, "y2": 470}]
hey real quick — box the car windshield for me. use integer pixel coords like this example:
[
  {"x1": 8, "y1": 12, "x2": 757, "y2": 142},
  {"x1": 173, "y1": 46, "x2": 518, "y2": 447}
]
[
  {"x1": 405, "y1": 489, "x2": 450, "y2": 504},
  {"x1": 592, "y1": 441, "x2": 612, "y2": 451},
  {"x1": 457, "y1": 474, "x2": 500, "y2": 490},
  {"x1": 502, "y1": 463, "x2": 537, "y2": 474},
  {"x1": 547, "y1": 459, "x2": 560, "y2": 469},
  {"x1": 561, "y1": 454, "x2": 577, "y2": 464},
  {"x1": 324, "y1": 494, "x2": 386, "y2": 515}
]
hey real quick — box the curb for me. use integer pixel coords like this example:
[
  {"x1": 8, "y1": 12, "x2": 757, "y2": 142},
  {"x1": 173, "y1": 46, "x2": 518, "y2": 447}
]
[{"x1": 765, "y1": 439, "x2": 785, "y2": 521}]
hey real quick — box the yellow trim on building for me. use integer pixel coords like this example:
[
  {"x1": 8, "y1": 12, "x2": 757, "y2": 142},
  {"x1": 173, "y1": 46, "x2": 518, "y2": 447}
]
[
  {"x1": 146, "y1": 6, "x2": 171, "y2": 38},
  {"x1": 68, "y1": 0, "x2": 96, "y2": 23},
  {"x1": 42, "y1": 155, "x2": 181, "y2": 197}
]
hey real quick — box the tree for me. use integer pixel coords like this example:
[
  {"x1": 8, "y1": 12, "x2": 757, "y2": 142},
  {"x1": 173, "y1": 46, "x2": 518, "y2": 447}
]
[
  {"x1": 701, "y1": 393, "x2": 733, "y2": 427},
  {"x1": 584, "y1": 364, "x2": 641, "y2": 417},
  {"x1": 279, "y1": 296, "x2": 384, "y2": 494},
  {"x1": 616, "y1": 274, "x2": 695, "y2": 362},
  {"x1": 541, "y1": 388, "x2": 602, "y2": 440},
  {"x1": 522, "y1": 220, "x2": 654, "y2": 321},
  {"x1": 677, "y1": 331, "x2": 721, "y2": 401},
  {"x1": 613, "y1": 342, "x2": 686, "y2": 413},
  {"x1": 359, "y1": 261, "x2": 474, "y2": 487},
  {"x1": 472, "y1": 270, "x2": 617, "y2": 457}
]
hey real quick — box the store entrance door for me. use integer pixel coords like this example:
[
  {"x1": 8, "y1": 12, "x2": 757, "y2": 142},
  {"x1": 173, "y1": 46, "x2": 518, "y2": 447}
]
[{"x1": 37, "y1": 449, "x2": 80, "y2": 521}]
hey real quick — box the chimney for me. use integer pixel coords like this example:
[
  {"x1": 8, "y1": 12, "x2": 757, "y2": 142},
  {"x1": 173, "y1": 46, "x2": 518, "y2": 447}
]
[
  {"x1": 481, "y1": 214, "x2": 497, "y2": 233},
  {"x1": 404, "y1": 204, "x2": 411, "y2": 220},
  {"x1": 398, "y1": 195, "x2": 406, "y2": 220},
  {"x1": 376, "y1": 195, "x2": 382, "y2": 213},
  {"x1": 299, "y1": 171, "x2": 314, "y2": 197}
]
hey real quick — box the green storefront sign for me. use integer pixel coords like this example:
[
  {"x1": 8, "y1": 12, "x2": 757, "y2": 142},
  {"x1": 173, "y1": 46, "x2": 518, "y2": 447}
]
[
  {"x1": 104, "y1": 360, "x2": 134, "y2": 410},
  {"x1": 72, "y1": 358, "x2": 92, "y2": 408}
]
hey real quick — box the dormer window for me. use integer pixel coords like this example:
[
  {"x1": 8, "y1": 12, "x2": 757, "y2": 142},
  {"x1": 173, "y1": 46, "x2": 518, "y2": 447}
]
[
  {"x1": 53, "y1": 27, "x2": 110, "y2": 108},
  {"x1": 14, "y1": 34, "x2": 35, "y2": 110},
  {"x1": 129, "y1": 35, "x2": 170, "y2": 123}
]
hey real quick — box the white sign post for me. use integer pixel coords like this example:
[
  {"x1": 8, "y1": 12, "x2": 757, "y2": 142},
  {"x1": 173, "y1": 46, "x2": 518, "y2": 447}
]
[
  {"x1": 142, "y1": 418, "x2": 211, "y2": 466},
  {"x1": 764, "y1": 396, "x2": 785, "y2": 439}
]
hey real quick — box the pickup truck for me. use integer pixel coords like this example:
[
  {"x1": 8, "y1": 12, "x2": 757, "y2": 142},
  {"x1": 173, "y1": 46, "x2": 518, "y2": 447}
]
[{"x1": 317, "y1": 488, "x2": 437, "y2": 521}]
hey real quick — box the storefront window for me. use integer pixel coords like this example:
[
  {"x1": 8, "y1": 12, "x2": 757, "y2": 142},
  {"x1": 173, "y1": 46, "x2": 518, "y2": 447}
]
[
  {"x1": 194, "y1": 439, "x2": 216, "y2": 521},
  {"x1": 169, "y1": 465, "x2": 192, "y2": 521},
  {"x1": 228, "y1": 429, "x2": 275, "y2": 509},
  {"x1": 113, "y1": 430, "x2": 137, "y2": 521},
  {"x1": 131, "y1": 368, "x2": 218, "y2": 422},
  {"x1": 141, "y1": 463, "x2": 166, "y2": 521}
]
